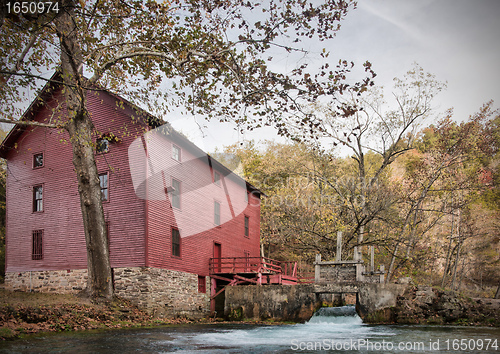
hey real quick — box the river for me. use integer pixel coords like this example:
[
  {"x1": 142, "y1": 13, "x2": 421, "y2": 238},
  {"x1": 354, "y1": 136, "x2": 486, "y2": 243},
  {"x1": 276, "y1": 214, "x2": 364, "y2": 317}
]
[{"x1": 1, "y1": 306, "x2": 499, "y2": 353}]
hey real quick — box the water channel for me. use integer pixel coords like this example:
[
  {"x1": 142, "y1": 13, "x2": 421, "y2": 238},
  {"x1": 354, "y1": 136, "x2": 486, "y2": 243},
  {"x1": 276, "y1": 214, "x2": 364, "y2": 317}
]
[{"x1": 1, "y1": 306, "x2": 499, "y2": 353}]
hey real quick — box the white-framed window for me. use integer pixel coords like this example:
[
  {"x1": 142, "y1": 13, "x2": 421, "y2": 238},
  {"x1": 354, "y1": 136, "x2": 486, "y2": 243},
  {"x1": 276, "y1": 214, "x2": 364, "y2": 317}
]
[
  {"x1": 171, "y1": 178, "x2": 181, "y2": 209},
  {"x1": 99, "y1": 173, "x2": 109, "y2": 201},
  {"x1": 33, "y1": 152, "x2": 44, "y2": 168},
  {"x1": 214, "y1": 201, "x2": 221, "y2": 226},
  {"x1": 96, "y1": 138, "x2": 109, "y2": 153},
  {"x1": 172, "y1": 144, "x2": 181, "y2": 162},
  {"x1": 33, "y1": 185, "x2": 43, "y2": 212},
  {"x1": 214, "y1": 171, "x2": 221, "y2": 186}
]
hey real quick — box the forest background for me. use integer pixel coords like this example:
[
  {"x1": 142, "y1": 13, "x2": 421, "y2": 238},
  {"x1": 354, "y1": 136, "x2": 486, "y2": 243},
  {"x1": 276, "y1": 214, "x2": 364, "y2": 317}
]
[{"x1": 215, "y1": 73, "x2": 500, "y2": 297}]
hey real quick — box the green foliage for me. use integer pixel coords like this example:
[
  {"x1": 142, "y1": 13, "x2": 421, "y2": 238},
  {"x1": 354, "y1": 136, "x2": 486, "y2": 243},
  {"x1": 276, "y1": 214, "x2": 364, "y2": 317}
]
[{"x1": 228, "y1": 307, "x2": 244, "y2": 321}]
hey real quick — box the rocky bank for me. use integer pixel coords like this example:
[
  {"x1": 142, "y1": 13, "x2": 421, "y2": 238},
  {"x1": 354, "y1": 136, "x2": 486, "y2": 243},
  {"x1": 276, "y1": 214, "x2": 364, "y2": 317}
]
[{"x1": 365, "y1": 285, "x2": 500, "y2": 326}]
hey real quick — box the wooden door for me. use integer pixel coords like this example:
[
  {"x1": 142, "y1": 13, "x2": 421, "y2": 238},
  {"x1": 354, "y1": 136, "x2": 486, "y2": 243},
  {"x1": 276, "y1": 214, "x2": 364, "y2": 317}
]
[{"x1": 214, "y1": 242, "x2": 222, "y2": 272}]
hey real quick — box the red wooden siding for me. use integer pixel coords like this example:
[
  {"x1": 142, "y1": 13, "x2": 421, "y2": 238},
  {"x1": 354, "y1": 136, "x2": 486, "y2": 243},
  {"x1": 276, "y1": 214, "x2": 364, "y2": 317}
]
[
  {"x1": 4, "y1": 88, "x2": 147, "y2": 272},
  {"x1": 89, "y1": 89, "x2": 147, "y2": 268},
  {"x1": 3, "y1": 83, "x2": 262, "y2": 278},
  {"x1": 141, "y1": 129, "x2": 261, "y2": 276}
]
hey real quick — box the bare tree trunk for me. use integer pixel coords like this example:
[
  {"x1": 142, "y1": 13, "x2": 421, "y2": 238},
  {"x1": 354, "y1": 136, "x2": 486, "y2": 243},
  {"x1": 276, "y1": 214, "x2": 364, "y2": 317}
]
[
  {"x1": 387, "y1": 218, "x2": 412, "y2": 282},
  {"x1": 450, "y1": 239, "x2": 461, "y2": 290},
  {"x1": 495, "y1": 282, "x2": 500, "y2": 299},
  {"x1": 441, "y1": 208, "x2": 454, "y2": 288},
  {"x1": 56, "y1": 0, "x2": 112, "y2": 300},
  {"x1": 357, "y1": 150, "x2": 366, "y2": 259},
  {"x1": 386, "y1": 242, "x2": 400, "y2": 283},
  {"x1": 451, "y1": 209, "x2": 462, "y2": 291},
  {"x1": 457, "y1": 257, "x2": 466, "y2": 291}
]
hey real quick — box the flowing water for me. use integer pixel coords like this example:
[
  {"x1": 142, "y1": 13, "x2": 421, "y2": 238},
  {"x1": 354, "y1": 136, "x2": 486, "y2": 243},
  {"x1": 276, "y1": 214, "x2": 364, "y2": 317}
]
[{"x1": 1, "y1": 306, "x2": 499, "y2": 353}]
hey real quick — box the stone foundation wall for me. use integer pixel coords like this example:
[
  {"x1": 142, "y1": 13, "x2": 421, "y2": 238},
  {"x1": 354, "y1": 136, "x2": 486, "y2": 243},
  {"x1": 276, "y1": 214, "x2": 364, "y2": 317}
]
[
  {"x1": 4, "y1": 269, "x2": 88, "y2": 293},
  {"x1": 5, "y1": 267, "x2": 210, "y2": 319},
  {"x1": 114, "y1": 267, "x2": 210, "y2": 318}
]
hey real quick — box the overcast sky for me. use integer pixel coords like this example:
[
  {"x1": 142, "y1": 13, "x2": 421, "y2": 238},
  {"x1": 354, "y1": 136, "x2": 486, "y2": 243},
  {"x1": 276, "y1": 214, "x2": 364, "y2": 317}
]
[{"x1": 170, "y1": 0, "x2": 500, "y2": 153}]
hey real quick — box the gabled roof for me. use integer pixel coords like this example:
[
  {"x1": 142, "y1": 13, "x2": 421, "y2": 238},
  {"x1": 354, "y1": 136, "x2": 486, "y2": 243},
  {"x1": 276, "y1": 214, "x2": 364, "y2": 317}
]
[
  {"x1": 0, "y1": 71, "x2": 62, "y2": 158},
  {"x1": 0, "y1": 71, "x2": 164, "y2": 158},
  {"x1": 0, "y1": 71, "x2": 263, "y2": 197}
]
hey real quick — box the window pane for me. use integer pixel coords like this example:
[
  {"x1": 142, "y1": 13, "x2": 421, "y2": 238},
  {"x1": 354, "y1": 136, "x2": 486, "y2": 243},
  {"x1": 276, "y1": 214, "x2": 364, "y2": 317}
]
[
  {"x1": 32, "y1": 230, "x2": 43, "y2": 260},
  {"x1": 214, "y1": 201, "x2": 220, "y2": 225},
  {"x1": 33, "y1": 153, "x2": 43, "y2": 168},
  {"x1": 214, "y1": 171, "x2": 220, "y2": 185},
  {"x1": 244, "y1": 216, "x2": 249, "y2": 237},
  {"x1": 33, "y1": 186, "x2": 43, "y2": 212},
  {"x1": 198, "y1": 275, "x2": 206, "y2": 293},
  {"x1": 172, "y1": 145, "x2": 180, "y2": 161},
  {"x1": 171, "y1": 179, "x2": 180, "y2": 208},
  {"x1": 96, "y1": 138, "x2": 109, "y2": 153},
  {"x1": 172, "y1": 228, "x2": 181, "y2": 257},
  {"x1": 99, "y1": 174, "x2": 108, "y2": 201}
]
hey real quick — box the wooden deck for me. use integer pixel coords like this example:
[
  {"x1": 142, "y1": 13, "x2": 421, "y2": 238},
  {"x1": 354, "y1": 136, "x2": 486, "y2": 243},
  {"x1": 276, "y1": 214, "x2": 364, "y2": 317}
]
[
  {"x1": 209, "y1": 257, "x2": 300, "y2": 311},
  {"x1": 209, "y1": 256, "x2": 299, "y2": 285},
  {"x1": 209, "y1": 257, "x2": 299, "y2": 311}
]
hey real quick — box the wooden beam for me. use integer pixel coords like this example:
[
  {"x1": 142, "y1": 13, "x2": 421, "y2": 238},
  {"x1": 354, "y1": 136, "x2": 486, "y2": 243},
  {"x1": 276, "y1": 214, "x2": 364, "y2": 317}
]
[
  {"x1": 210, "y1": 287, "x2": 226, "y2": 300},
  {"x1": 234, "y1": 274, "x2": 258, "y2": 284},
  {"x1": 210, "y1": 274, "x2": 235, "y2": 282}
]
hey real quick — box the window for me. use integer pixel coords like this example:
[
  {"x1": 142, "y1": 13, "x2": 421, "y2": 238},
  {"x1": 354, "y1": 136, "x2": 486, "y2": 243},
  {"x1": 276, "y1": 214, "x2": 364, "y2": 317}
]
[
  {"x1": 32, "y1": 230, "x2": 43, "y2": 260},
  {"x1": 214, "y1": 171, "x2": 221, "y2": 185},
  {"x1": 96, "y1": 138, "x2": 109, "y2": 153},
  {"x1": 214, "y1": 201, "x2": 221, "y2": 226},
  {"x1": 172, "y1": 228, "x2": 181, "y2": 257},
  {"x1": 198, "y1": 275, "x2": 206, "y2": 293},
  {"x1": 33, "y1": 185, "x2": 43, "y2": 212},
  {"x1": 172, "y1": 144, "x2": 181, "y2": 161},
  {"x1": 170, "y1": 178, "x2": 181, "y2": 209},
  {"x1": 33, "y1": 153, "x2": 44, "y2": 168},
  {"x1": 244, "y1": 216, "x2": 249, "y2": 237},
  {"x1": 99, "y1": 173, "x2": 109, "y2": 201}
]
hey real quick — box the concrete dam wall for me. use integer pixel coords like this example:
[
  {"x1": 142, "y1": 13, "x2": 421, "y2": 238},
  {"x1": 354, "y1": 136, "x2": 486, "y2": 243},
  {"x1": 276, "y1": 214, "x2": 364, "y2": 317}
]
[{"x1": 224, "y1": 283, "x2": 407, "y2": 322}]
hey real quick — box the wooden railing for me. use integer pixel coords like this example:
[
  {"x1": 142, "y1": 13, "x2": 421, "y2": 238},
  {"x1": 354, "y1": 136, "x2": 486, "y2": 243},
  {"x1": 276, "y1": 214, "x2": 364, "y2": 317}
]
[
  {"x1": 209, "y1": 257, "x2": 294, "y2": 275},
  {"x1": 280, "y1": 261, "x2": 298, "y2": 277}
]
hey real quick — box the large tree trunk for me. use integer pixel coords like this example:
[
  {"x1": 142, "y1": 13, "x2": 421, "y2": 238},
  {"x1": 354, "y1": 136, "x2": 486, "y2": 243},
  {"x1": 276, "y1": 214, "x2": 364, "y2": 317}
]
[{"x1": 56, "y1": 0, "x2": 113, "y2": 300}]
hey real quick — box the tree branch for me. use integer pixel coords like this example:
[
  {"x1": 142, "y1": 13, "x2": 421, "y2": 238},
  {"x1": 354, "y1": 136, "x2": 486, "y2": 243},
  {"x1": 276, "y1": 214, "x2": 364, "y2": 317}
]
[
  {"x1": 0, "y1": 117, "x2": 61, "y2": 129},
  {"x1": 1, "y1": 33, "x2": 38, "y2": 87}
]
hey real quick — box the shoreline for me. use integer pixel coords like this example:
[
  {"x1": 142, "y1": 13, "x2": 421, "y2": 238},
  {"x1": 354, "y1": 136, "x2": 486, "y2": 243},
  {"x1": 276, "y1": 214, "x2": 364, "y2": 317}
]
[
  {"x1": 0, "y1": 288, "x2": 292, "y2": 340},
  {"x1": 1, "y1": 288, "x2": 499, "y2": 340}
]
